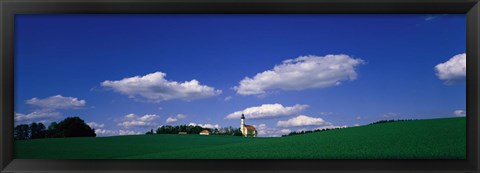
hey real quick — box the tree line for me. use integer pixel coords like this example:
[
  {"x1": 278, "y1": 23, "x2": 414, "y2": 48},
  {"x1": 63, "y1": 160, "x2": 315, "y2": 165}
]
[
  {"x1": 369, "y1": 119, "x2": 418, "y2": 125},
  {"x1": 282, "y1": 127, "x2": 343, "y2": 137},
  {"x1": 282, "y1": 119, "x2": 421, "y2": 137},
  {"x1": 146, "y1": 125, "x2": 243, "y2": 136},
  {"x1": 14, "y1": 117, "x2": 96, "y2": 140}
]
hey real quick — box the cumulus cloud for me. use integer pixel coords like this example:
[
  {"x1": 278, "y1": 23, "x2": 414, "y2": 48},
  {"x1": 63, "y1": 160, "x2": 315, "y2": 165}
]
[
  {"x1": 166, "y1": 117, "x2": 177, "y2": 123},
  {"x1": 101, "y1": 72, "x2": 222, "y2": 102},
  {"x1": 224, "y1": 96, "x2": 232, "y2": 101},
  {"x1": 435, "y1": 53, "x2": 466, "y2": 84},
  {"x1": 117, "y1": 113, "x2": 159, "y2": 128},
  {"x1": 95, "y1": 129, "x2": 117, "y2": 136},
  {"x1": 166, "y1": 114, "x2": 186, "y2": 123},
  {"x1": 453, "y1": 110, "x2": 466, "y2": 117},
  {"x1": 277, "y1": 115, "x2": 330, "y2": 128},
  {"x1": 314, "y1": 125, "x2": 348, "y2": 130},
  {"x1": 95, "y1": 129, "x2": 142, "y2": 136},
  {"x1": 188, "y1": 123, "x2": 221, "y2": 129},
  {"x1": 87, "y1": 122, "x2": 105, "y2": 129},
  {"x1": 15, "y1": 95, "x2": 86, "y2": 124},
  {"x1": 255, "y1": 124, "x2": 292, "y2": 137},
  {"x1": 26, "y1": 95, "x2": 86, "y2": 109},
  {"x1": 280, "y1": 129, "x2": 292, "y2": 134},
  {"x1": 225, "y1": 103, "x2": 308, "y2": 120},
  {"x1": 14, "y1": 110, "x2": 61, "y2": 123},
  {"x1": 234, "y1": 54, "x2": 364, "y2": 95}
]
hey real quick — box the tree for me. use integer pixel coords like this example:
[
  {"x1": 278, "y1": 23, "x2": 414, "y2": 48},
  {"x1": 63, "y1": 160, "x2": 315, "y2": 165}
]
[
  {"x1": 14, "y1": 117, "x2": 96, "y2": 140},
  {"x1": 55, "y1": 117, "x2": 96, "y2": 137},
  {"x1": 233, "y1": 128, "x2": 243, "y2": 136},
  {"x1": 146, "y1": 129, "x2": 154, "y2": 135},
  {"x1": 14, "y1": 124, "x2": 30, "y2": 140},
  {"x1": 46, "y1": 122, "x2": 60, "y2": 138},
  {"x1": 30, "y1": 122, "x2": 46, "y2": 139}
]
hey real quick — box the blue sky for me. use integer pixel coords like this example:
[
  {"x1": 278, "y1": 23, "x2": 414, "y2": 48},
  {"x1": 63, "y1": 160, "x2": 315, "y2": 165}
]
[{"x1": 14, "y1": 14, "x2": 466, "y2": 137}]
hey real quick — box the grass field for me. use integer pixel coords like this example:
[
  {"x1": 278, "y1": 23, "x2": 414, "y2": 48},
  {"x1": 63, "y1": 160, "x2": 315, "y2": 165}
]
[{"x1": 14, "y1": 117, "x2": 466, "y2": 159}]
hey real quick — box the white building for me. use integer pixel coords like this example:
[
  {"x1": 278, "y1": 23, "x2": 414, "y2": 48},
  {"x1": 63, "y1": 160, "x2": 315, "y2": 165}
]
[
  {"x1": 240, "y1": 114, "x2": 256, "y2": 137},
  {"x1": 199, "y1": 129, "x2": 210, "y2": 135}
]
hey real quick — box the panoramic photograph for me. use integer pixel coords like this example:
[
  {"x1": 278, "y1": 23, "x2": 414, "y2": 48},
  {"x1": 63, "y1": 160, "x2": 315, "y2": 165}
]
[{"x1": 14, "y1": 14, "x2": 466, "y2": 159}]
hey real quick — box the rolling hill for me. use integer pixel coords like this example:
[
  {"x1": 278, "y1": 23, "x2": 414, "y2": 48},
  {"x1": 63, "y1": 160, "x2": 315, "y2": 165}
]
[{"x1": 14, "y1": 117, "x2": 466, "y2": 159}]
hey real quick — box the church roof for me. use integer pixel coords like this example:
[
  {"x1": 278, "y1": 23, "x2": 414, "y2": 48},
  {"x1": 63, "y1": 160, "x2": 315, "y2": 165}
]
[{"x1": 244, "y1": 125, "x2": 256, "y2": 130}]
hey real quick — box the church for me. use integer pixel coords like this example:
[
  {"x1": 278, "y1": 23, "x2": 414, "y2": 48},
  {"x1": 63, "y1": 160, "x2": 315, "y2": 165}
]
[{"x1": 240, "y1": 114, "x2": 257, "y2": 137}]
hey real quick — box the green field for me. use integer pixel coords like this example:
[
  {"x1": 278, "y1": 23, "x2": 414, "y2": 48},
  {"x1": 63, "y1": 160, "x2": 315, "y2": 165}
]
[{"x1": 14, "y1": 117, "x2": 466, "y2": 159}]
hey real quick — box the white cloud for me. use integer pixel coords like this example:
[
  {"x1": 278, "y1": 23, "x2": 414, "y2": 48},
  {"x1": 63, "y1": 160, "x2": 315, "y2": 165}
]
[
  {"x1": 26, "y1": 95, "x2": 86, "y2": 109},
  {"x1": 234, "y1": 54, "x2": 364, "y2": 95},
  {"x1": 16, "y1": 95, "x2": 86, "y2": 124},
  {"x1": 117, "y1": 113, "x2": 159, "y2": 128},
  {"x1": 435, "y1": 53, "x2": 466, "y2": 84},
  {"x1": 14, "y1": 110, "x2": 61, "y2": 123},
  {"x1": 280, "y1": 129, "x2": 292, "y2": 134},
  {"x1": 166, "y1": 114, "x2": 186, "y2": 123},
  {"x1": 319, "y1": 112, "x2": 333, "y2": 116},
  {"x1": 166, "y1": 117, "x2": 177, "y2": 123},
  {"x1": 314, "y1": 125, "x2": 348, "y2": 130},
  {"x1": 87, "y1": 122, "x2": 105, "y2": 129},
  {"x1": 224, "y1": 96, "x2": 232, "y2": 101},
  {"x1": 383, "y1": 112, "x2": 399, "y2": 118},
  {"x1": 424, "y1": 16, "x2": 436, "y2": 21},
  {"x1": 424, "y1": 14, "x2": 448, "y2": 21},
  {"x1": 355, "y1": 116, "x2": 370, "y2": 120},
  {"x1": 188, "y1": 123, "x2": 221, "y2": 129},
  {"x1": 95, "y1": 129, "x2": 142, "y2": 136},
  {"x1": 95, "y1": 129, "x2": 115, "y2": 136},
  {"x1": 453, "y1": 110, "x2": 466, "y2": 117},
  {"x1": 255, "y1": 124, "x2": 291, "y2": 137},
  {"x1": 277, "y1": 115, "x2": 330, "y2": 128},
  {"x1": 101, "y1": 72, "x2": 222, "y2": 102},
  {"x1": 119, "y1": 130, "x2": 142, "y2": 135},
  {"x1": 225, "y1": 103, "x2": 308, "y2": 120}
]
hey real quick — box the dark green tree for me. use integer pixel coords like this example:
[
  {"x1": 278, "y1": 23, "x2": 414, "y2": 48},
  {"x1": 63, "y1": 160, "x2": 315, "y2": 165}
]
[
  {"x1": 146, "y1": 129, "x2": 154, "y2": 135},
  {"x1": 13, "y1": 124, "x2": 30, "y2": 140},
  {"x1": 55, "y1": 117, "x2": 96, "y2": 137},
  {"x1": 46, "y1": 122, "x2": 60, "y2": 138},
  {"x1": 30, "y1": 122, "x2": 46, "y2": 139}
]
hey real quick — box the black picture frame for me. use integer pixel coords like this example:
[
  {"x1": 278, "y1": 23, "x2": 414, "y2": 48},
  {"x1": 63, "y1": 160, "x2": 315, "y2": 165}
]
[{"x1": 1, "y1": 0, "x2": 479, "y2": 172}]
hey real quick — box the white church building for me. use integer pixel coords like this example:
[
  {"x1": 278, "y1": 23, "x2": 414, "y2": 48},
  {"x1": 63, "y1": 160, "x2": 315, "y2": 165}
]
[{"x1": 240, "y1": 114, "x2": 257, "y2": 137}]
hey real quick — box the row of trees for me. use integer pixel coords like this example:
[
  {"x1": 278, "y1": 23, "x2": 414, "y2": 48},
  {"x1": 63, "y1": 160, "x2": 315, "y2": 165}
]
[
  {"x1": 282, "y1": 119, "x2": 421, "y2": 137},
  {"x1": 14, "y1": 117, "x2": 96, "y2": 140},
  {"x1": 154, "y1": 125, "x2": 206, "y2": 134},
  {"x1": 216, "y1": 126, "x2": 243, "y2": 136},
  {"x1": 282, "y1": 127, "x2": 342, "y2": 137},
  {"x1": 369, "y1": 119, "x2": 418, "y2": 125},
  {"x1": 147, "y1": 125, "x2": 243, "y2": 136}
]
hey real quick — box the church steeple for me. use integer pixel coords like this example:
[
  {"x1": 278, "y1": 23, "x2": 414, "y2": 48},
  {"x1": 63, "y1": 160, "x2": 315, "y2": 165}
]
[{"x1": 240, "y1": 114, "x2": 245, "y2": 134}]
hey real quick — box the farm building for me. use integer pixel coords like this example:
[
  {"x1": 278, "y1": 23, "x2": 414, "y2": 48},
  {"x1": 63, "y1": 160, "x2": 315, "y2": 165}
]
[
  {"x1": 178, "y1": 132, "x2": 187, "y2": 135},
  {"x1": 199, "y1": 130, "x2": 210, "y2": 135},
  {"x1": 240, "y1": 114, "x2": 257, "y2": 137}
]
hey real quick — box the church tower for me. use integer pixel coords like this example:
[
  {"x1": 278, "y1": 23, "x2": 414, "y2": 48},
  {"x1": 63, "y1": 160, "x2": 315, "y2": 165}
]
[{"x1": 240, "y1": 114, "x2": 245, "y2": 134}]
